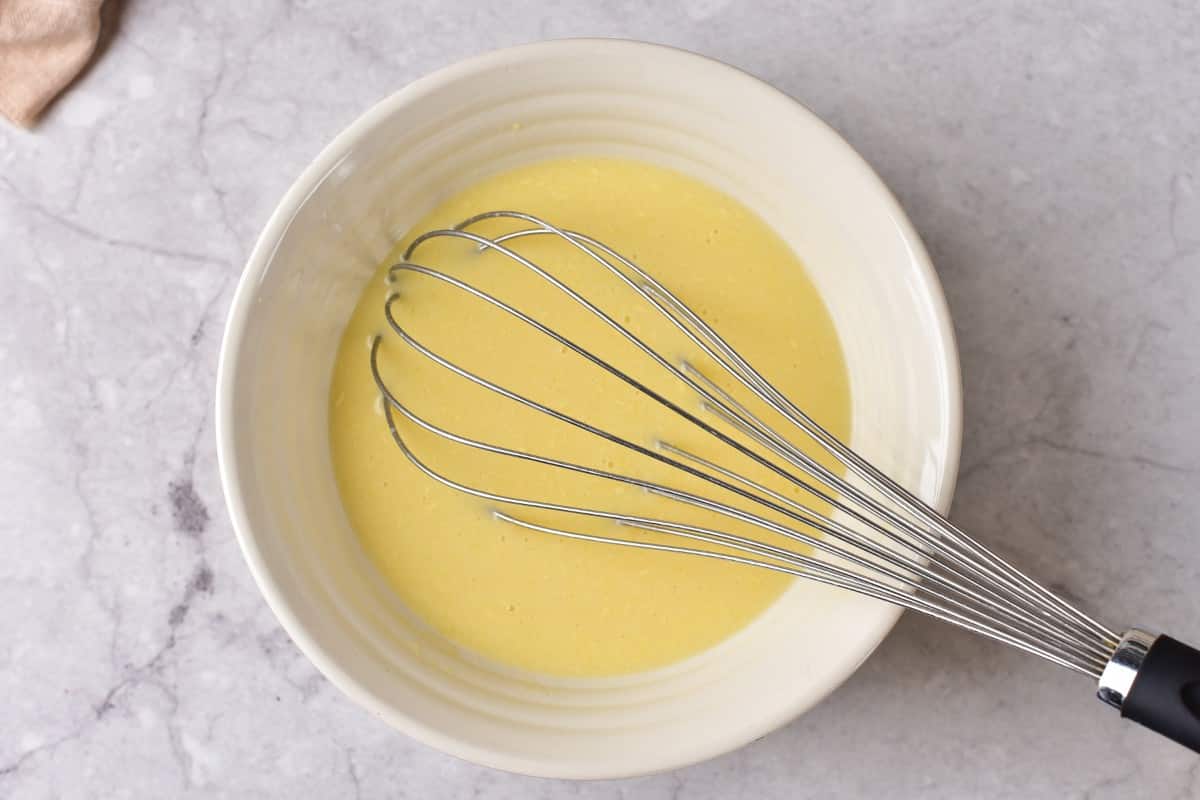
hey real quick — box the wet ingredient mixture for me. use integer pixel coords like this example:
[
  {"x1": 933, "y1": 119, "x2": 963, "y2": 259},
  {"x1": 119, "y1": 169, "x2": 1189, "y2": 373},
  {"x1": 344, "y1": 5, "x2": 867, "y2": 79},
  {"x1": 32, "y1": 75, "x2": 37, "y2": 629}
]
[{"x1": 330, "y1": 157, "x2": 851, "y2": 676}]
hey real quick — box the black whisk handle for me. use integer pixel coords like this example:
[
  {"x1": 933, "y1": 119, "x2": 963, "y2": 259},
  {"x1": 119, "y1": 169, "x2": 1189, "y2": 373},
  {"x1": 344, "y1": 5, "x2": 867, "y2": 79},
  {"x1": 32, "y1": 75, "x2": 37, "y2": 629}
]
[
  {"x1": 1100, "y1": 629, "x2": 1200, "y2": 753},
  {"x1": 1121, "y1": 635, "x2": 1200, "y2": 753}
]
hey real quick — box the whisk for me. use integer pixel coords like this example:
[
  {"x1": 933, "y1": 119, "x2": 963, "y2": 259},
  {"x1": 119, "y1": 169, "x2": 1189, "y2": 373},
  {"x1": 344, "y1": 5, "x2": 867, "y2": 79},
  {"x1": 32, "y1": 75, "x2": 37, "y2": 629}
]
[{"x1": 369, "y1": 210, "x2": 1200, "y2": 753}]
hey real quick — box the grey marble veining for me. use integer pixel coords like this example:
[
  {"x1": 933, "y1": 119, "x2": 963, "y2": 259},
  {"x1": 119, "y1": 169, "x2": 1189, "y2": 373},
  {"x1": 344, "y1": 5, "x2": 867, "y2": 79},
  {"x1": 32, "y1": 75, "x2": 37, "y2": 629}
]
[{"x1": 2, "y1": 1, "x2": 1198, "y2": 797}]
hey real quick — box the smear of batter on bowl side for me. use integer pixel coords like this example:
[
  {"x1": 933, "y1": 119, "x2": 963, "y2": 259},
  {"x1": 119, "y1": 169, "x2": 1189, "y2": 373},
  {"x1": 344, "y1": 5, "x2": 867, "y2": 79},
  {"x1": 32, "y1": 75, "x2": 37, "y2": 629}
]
[{"x1": 329, "y1": 157, "x2": 851, "y2": 676}]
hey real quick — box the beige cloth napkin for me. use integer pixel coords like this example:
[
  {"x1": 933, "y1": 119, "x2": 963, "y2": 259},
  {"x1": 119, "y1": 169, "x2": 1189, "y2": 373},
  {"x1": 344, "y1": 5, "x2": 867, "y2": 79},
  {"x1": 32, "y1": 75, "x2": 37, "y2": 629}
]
[{"x1": 0, "y1": 0, "x2": 104, "y2": 127}]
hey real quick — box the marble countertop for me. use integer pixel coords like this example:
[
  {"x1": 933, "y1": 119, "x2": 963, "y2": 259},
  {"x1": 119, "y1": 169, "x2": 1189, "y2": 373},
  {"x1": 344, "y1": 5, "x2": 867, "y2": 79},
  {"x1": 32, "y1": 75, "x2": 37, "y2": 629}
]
[{"x1": 3, "y1": 2, "x2": 1199, "y2": 797}]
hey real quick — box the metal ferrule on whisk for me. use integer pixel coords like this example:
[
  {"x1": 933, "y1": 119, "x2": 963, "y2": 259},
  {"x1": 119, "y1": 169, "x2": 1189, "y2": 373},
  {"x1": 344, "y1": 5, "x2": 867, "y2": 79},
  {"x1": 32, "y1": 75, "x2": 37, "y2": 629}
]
[{"x1": 1098, "y1": 628, "x2": 1158, "y2": 709}]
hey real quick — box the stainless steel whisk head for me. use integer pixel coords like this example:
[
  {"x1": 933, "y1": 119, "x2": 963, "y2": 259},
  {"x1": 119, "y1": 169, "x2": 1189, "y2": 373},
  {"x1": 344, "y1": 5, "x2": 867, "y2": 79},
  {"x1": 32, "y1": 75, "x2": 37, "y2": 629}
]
[{"x1": 368, "y1": 211, "x2": 1200, "y2": 752}]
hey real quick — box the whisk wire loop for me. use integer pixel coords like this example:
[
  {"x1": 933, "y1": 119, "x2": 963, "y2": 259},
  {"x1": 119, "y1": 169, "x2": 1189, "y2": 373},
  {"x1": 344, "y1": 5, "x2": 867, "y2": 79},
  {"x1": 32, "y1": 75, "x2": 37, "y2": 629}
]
[{"x1": 369, "y1": 211, "x2": 1119, "y2": 679}]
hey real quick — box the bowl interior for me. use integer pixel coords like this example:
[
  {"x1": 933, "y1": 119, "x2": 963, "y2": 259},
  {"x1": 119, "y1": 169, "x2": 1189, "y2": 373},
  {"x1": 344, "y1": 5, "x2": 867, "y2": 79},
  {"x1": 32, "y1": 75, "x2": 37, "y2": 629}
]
[{"x1": 217, "y1": 40, "x2": 961, "y2": 778}]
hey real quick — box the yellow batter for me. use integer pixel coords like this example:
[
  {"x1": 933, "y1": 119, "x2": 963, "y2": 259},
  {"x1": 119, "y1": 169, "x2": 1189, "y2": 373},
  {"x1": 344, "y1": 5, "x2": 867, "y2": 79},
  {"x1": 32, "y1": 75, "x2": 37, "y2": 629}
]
[{"x1": 330, "y1": 157, "x2": 851, "y2": 676}]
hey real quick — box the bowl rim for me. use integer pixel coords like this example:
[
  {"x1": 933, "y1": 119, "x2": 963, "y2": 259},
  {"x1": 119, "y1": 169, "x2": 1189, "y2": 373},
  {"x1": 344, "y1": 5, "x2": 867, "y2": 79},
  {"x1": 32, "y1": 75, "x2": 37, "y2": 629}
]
[{"x1": 216, "y1": 37, "x2": 963, "y2": 779}]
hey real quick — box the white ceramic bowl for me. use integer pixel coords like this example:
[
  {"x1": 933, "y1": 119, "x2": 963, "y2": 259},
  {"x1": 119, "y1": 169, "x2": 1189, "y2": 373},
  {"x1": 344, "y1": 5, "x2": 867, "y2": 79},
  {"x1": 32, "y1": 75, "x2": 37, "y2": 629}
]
[{"x1": 216, "y1": 39, "x2": 961, "y2": 778}]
